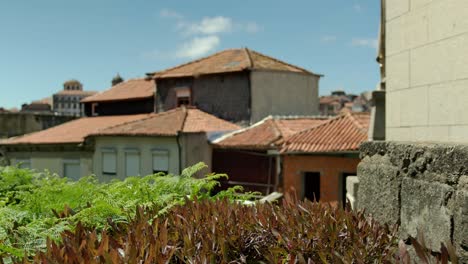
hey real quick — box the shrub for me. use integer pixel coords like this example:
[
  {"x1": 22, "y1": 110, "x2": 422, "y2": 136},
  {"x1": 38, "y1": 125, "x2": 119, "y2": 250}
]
[
  {"x1": 32, "y1": 195, "x2": 402, "y2": 263},
  {"x1": 0, "y1": 163, "x2": 248, "y2": 261}
]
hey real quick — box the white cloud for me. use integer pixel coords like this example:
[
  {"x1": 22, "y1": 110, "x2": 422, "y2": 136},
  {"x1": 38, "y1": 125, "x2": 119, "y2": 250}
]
[
  {"x1": 351, "y1": 38, "x2": 378, "y2": 48},
  {"x1": 244, "y1": 22, "x2": 263, "y2": 34},
  {"x1": 176, "y1": 35, "x2": 220, "y2": 59},
  {"x1": 353, "y1": 4, "x2": 363, "y2": 12},
  {"x1": 320, "y1": 35, "x2": 337, "y2": 43},
  {"x1": 182, "y1": 16, "x2": 233, "y2": 35},
  {"x1": 160, "y1": 8, "x2": 184, "y2": 20}
]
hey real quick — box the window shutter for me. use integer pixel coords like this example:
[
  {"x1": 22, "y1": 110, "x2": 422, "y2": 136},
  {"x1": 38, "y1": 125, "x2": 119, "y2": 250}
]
[
  {"x1": 125, "y1": 151, "x2": 140, "y2": 177},
  {"x1": 64, "y1": 161, "x2": 81, "y2": 181},
  {"x1": 152, "y1": 150, "x2": 169, "y2": 173},
  {"x1": 102, "y1": 151, "x2": 117, "y2": 174}
]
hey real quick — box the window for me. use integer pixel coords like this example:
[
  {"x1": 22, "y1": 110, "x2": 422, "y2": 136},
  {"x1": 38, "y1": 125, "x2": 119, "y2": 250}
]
[
  {"x1": 16, "y1": 159, "x2": 31, "y2": 169},
  {"x1": 63, "y1": 159, "x2": 80, "y2": 181},
  {"x1": 304, "y1": 172, "x2": 321, "y2": 202},
  {"x1": 102, "y1": 149, "x2": 117, "y2": 175},
  {"x1": 152, "y1": 150, "x2": 169, "y2": 174},
  {"x1": 175, "y1": 87, "x2": 191, "y2": 107},
  {"x1": 125, "y1": 149, "x2": 140, "y2": 177},
  {"x1": 177, "y1": 97, "x2": 190, "y2": 107}
]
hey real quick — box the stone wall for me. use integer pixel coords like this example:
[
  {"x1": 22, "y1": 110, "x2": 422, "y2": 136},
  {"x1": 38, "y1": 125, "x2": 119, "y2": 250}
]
[
  {"x1": 356, "y1": 141, "x2": 468, "y2": 261},
  {"x1": 0, "y1": 113, "x2": 75, "y2": 139},
  {"x1": 385, "y1": 0, "x2": 468, "y2": 142}
]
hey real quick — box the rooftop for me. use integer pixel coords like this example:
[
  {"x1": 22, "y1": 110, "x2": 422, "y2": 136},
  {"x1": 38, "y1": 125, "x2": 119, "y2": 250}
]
[
  {"x1": 213, "y1": 116, "x2": 329, "y2": 150},
  {"x1": 150, "y1": 48, "x2": 321, "y2": 79},
  {"x1": 281, "y1": 112, "x2": 370, "y2": 153},
  {"x1": 2, "y1": 114, "x2": 148, "y2": 145},
  {"x1": 81, "y1": 78, "x2": 155, "y2": 103},
  {"x1": 90, "y1": 107, "x2": 240, "y2": 137}
]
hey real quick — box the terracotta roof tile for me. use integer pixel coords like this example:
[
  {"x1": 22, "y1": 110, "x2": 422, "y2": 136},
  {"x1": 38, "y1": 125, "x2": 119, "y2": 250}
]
[
  {"x1": 81, "y1": 78, "x2": 154, "y2": 103},
  {"x1": 90, "y1": 107, "x2": 240, "y2": 137},
  {"x1": 152, "y1": 48, "x2": 319, "y2": 79},
  {"x1": 213, "y1": 117, "x2": 329, "y2": 150},
  {"x1": 281, "y1": 112, "x2": 370, "y2": 153},
  {"x1": 2, "y1": 114, "x2": 148, "y2": 145}
]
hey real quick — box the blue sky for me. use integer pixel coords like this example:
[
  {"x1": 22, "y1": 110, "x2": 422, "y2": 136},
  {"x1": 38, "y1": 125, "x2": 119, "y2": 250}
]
[{"x1": 0, "y1": 0, "x2": 380, "y2": 109}]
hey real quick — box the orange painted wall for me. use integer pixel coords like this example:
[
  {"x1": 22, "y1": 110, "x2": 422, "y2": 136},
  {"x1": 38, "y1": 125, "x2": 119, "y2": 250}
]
[{"x1": 282, "y1": 155, "x2": 360, "y2": 205}]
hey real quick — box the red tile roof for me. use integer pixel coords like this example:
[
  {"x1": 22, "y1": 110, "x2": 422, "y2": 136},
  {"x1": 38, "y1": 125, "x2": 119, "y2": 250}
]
[
  {"x1": 213, "y1": 116, "x2": 329, "y2": 150},
  {"x1": 151, "y1": 48, "x2": 320, "y2": 79},
  {"x1": 89, "y1": 107, "x2": 240, "y2": 137},
  {"x1": 81, "y1": 78, "x2": 154, "y2": 103},
  {"x1": 281, "y1": 112, "x2": 370, "y2": 153},
  {"x1": 2, "y1": 114, "x2": 148, "y2": 145}
]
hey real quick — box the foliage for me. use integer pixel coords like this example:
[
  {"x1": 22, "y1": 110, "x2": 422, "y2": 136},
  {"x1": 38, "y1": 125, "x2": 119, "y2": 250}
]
[
  {"x1": 32, "y1": 195, "x2": 402, "y2": 263},
  {"x1": 0, "y1": 163, "x2": 248, "y2": 261}
]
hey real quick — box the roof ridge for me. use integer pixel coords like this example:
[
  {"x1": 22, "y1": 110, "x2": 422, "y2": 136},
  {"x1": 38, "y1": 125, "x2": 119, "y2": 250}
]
[
  {"x1": 248, "y1": 49, "x2": 322, "y2": 76},
  {"x1": 271, "y1": 115, "x2": 331, "y2": 120},
  {"x1": 211, "y1": 115, "x2": 273, "y2": 144},
  {"x1": 151, "y1": 48, "x2": 242, "y2": 78},
  {"x1": 244, "y1": 47, "x2": 254, "y2": 68}
]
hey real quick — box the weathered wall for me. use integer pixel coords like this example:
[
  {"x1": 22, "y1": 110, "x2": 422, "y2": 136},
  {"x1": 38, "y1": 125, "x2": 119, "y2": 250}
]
[
  {"x1": 357, "y1": 141, "x2": 468, "y2": 260},
  {"x1": 179, "y1": 133, "x2": 212, "y2": 177},
  {"x1": 250, "y1": 71, "x2": 319, "y2": 123},
  {"x1": 93, "y1": 136, "x2": 180, "y2": 181},
  {"x1": 0, "y1": 113, "x2": 75, "y2": 138},
  {"x1": 8, "y1": 151, "x2": 93, "y2": 178},
  {"x1": 282, "y1": 154, "x2": 360, "y2": 206},
  {"x1": 156, "y1": 73, "x2": 250, "y2": 123},
  {"x1": 385, "y1": 0, "x2": 468, "y2": 142}
]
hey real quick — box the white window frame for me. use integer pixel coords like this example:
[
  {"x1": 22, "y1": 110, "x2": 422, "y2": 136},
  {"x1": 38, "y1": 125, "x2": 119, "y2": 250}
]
[
  {"x1": 102, "y1": 148, "x2": 117, "y2": 176},
  {"x1": 124, "y1": 148, "x2": 140, "y2": 177},
  {"x1": 152, "y1": 149, "x2": 169, "y2": 174}
]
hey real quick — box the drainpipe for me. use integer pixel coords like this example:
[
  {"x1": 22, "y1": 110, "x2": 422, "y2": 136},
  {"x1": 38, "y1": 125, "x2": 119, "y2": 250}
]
[{"x1": 176, "y1": 132, "x2": 182, "y2": 174}]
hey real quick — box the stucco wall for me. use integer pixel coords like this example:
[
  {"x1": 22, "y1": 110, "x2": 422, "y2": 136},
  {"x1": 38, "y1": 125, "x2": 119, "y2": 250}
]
[
  {"x1": 0, "y1": 113, "x2": 74, "y2": 138},
  {"x1": 8, "y1": 151, "x2": 93, "y2": 178},
  {"x1": 250, "y1": 71, "x2": 319, "y2": 123},
  {"x1": 282, "y1": 155, "x2": 360, "y2": 206},
  {"x1": 93, "y1": 136, "x2": 180, "y2": 181},
  {"x1": 156, "y1": 73, "x2": 250, "y2": 123},
  {"x1": 357, "y1": 141, "x2": 468, "y2": 260},
  {"x1": 385, "y1": 0, "x2": 468, "y2": 142},
  {"x1": 179, "y1": 133, "x2": 212, "y2": 177}
]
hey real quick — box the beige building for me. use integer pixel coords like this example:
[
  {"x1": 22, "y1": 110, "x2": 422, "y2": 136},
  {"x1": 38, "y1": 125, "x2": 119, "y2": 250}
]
[
  {"x1": 0, "y1": 107, "x2": 239, "y2": 181},
  {"x1": 384, "y1": 0, "x2": 468, "y2": 142},
  {"x1": 53, "y1": 80, "x2": 97, "y2": 117}
]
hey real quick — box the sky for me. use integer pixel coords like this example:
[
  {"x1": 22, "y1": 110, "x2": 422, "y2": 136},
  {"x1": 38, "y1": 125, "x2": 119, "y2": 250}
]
[{"x1": 0, "y1": 0, "x2": 381, "y2": 109}]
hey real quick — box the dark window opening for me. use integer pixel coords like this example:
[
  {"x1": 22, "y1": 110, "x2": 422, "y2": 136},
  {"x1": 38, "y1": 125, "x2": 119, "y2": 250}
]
[
  {"x1": 177, "y1": 96, "x2": 190, "y2": 107},
  {"x1": 304, "y1": 172, "x2": 320, "y2": 202}
]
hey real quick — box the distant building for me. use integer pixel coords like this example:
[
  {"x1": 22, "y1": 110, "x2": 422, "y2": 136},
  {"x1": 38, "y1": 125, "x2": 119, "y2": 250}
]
[
  {"x1": 81, "y1": 78, "x2": 155, "y2": 116},
  {"x1": 21, "y1": 97, "x2": 53, "y2": 114},
  {"x1": 319, "y1": 90, "x2": 371, "y2": 116},
  {"x1": 150, "y1": 48, "x2": 322, "y2": 124},
  {"x1": 53, "y1": 80, "x2": 97, "y2": 116}
]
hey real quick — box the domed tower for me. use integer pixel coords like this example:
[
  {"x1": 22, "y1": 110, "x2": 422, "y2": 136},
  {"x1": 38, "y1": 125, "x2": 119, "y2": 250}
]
[
  {"x1": 111, "y1": 74, "x2": 124, "y2": 86},
  {"x1": 63, "y1": 79, "x2": 83, "y2": 91}
]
